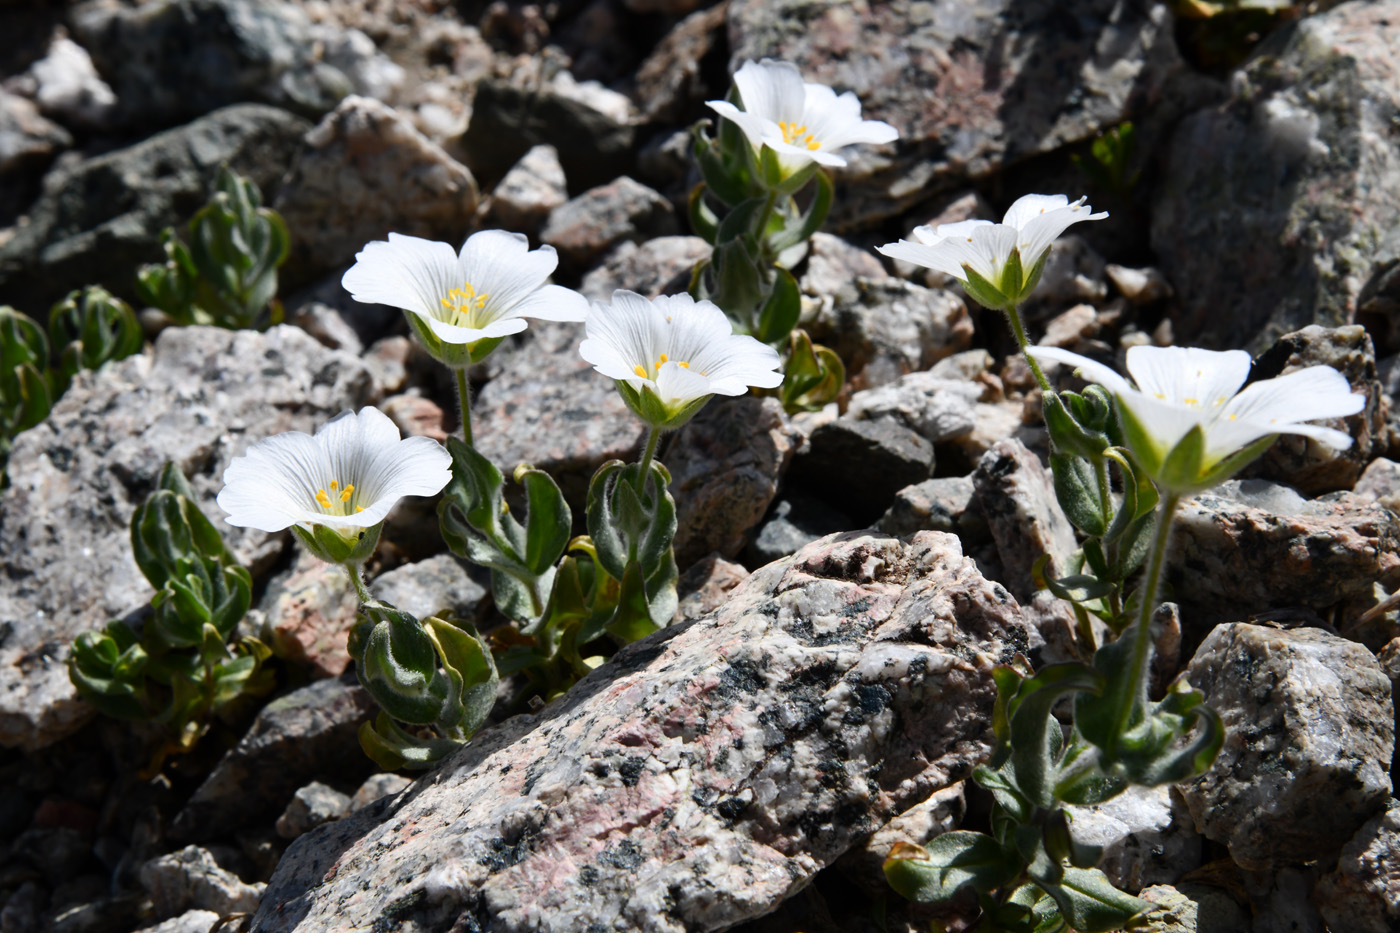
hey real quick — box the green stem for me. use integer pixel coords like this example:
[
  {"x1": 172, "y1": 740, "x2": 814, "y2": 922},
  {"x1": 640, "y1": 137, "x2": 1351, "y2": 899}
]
[
  {"x1": 1006, "y1": 303, "x2": 1052, "y2": 395},
  {"x1": 1118, "y1": 491, "x2": 1180, "y2": 736},
  {"x1": 456, "y1": 368, "x2": 474, "y2": 445},
  {"x1": 345, "y1": 563, "x2": 373, "y2": 605},
  {"x1": 633, "y1": 426, "x2": 662, "y2": 499}
]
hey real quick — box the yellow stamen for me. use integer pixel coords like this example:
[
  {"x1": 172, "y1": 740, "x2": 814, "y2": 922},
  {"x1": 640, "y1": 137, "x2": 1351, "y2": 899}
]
[
  {"x1": 440, "y1": 281, "x2": 490, "y2": 325},
  {"x1": 659, "y1": 353, "x2": 669, "y2": 363},
  {"x1": 329, "y1": 480, "x2": 338, "y2": 491},
  {"x1": 340, "y1": 484, "x2": 354, "y2": 501},
  {"x1": 356, "y1": 506, "x2": 365, "y2": 513},
  {"x1": 315, "y1": 489, "x2": 332, "y2": 508},
  {"x1": 678, "y1": 362, "x2": 689, "y2": 369},
  {"x1": 634, "y1": 365, "x2": 648, "y2": 378},
  {"x1": 779, "y1": 120, "x2": 820, "y2": 150},
  {"x1": 1184, "y1": 397, "x2": 1199, "y2": 406}
]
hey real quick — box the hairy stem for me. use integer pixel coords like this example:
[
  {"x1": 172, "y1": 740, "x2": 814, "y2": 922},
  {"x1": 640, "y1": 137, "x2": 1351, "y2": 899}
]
[
  {"x1": 1006, "y1": 304, "x2": 1052, "y2": 395},
  {"x1": 456, "y1": 368, "x2": 474, "y2": 446},
  {"x1": 345, "y1": 562, "x2": 373, "y2": 605},
  {"x1": 633, "y1": 426, "x2": 662, "y2": 499},
  {"x1": 1119, "y1": 491, "x2": 1180, "y2": 737}
]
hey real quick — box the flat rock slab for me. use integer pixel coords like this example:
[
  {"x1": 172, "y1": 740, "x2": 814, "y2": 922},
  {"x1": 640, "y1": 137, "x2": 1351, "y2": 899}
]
[
  {"x1": 253, "y1": 531, "x2": 1030, "y2": 932},
  {"x1": 0, "y1": 325, "x2": 378, "y2": 750}
]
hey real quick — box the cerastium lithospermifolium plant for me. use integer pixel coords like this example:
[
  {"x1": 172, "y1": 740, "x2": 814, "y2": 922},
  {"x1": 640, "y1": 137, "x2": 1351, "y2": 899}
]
[
  {"x1": 694, "y1": 58, "x2": 897, "y2": 411},
  {"x1": 876, "y1": 200, "x2": 1366, "y2": 931}
]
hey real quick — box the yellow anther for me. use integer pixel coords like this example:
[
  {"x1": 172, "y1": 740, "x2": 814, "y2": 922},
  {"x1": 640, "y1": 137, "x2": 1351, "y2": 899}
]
[
  {"x1": 779, "y1": 120, "x2": 819, "y2": 150},
  {"x1": 356, "y1": 505, "x2": 365, "y2": 513},
  {"x1": 634, "y1": 364, "x2": 648, "y2": 378},
  {"x1": 1184, "y1": 397, "x2": 1199, "y2": 406},
  {"x1": 1154, "y1": 392, "x2": 1166, "y2": 399},
  {"x1": 329, "y1": 480, "x2": 338, "y2": 491},
  {"x1": 340, "y1": 484, "x2": 354, "y2": 501},
  {"x1": 807, "y1": 139, "x2": 820, "y2": 150},
  {"x1": 659, "y1": 353, "x2": 669, "y2": 363},
  {"x1": 315, "y1": 489, "x2": 332, "y2": 509},
  {"x1": 678, "y1": 361, "x2": 690, "y2": 369},
  {"x1": 441, "y1": 282, "x2": 489, "y2": 323}
]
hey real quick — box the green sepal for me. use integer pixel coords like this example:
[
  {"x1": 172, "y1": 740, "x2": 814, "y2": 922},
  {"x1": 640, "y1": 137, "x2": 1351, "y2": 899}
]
[
  {"x1": 614, "y1": 377, "x2": 714, "y2": 431},
  {"x1": 767, "y1": 168, "x2": 833, "y2": 254},
  {"x1": 605, "y1": 559, "x2": 664, "y2": 644},
  {"x1": 961, "y1": 264, "x2": 1014, "y2": 313},
  {"x1": 422, "y1": 616, "x2": 498, "y2": 739},
  {"x1": 12, "y1": 362, "x2": 52, "y2": 434},
  {"x1": 882, "y1": 834, "x2": 1020, "y2": 905},
  {"x1": 1188, "y1": 433, "x2": 1277, "y2": 493},
  {"x1": 350, "y1": 601, "x2": 449, "y2": 725},
  {"x1": 1050, "y1": 453, "x2": 1106, "y2": 536},
  {"x1": 754, "y1": 265, "x2": 801, "y2": 346},
  {"x1": 291, "y1": 521, "x2": 382, "y2": 567},
  {"x1": 1042, "y1": 391, "x2": 1110, "y2": 462},
  {"x1": 404, "y1": 312, "x2": 504, "y2": 370},
  {"x1": 779, "y1": 329, "x2": 845, "y2": 412}
]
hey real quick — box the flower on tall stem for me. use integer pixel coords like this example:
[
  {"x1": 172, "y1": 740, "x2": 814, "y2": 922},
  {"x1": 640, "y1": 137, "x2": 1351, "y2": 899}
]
[
  {"x1": 706, "y1": 59, "x2": 898, "y2": 183},
  {"x1": 342, "y1": 230, "x2": 589, "y2": 371},
  {"x1": 1027, "y1": 344, "x2": 1364, "y2": 495},
  {"x1": 217, "y1": 407, "x2": 451, "y2": 569},
  {"x1": 877, "y1": 194, "x2": 1108, "y2": 314},
  {"x1": 579, "y1": 290, "x2": 783, "y2": 432}
]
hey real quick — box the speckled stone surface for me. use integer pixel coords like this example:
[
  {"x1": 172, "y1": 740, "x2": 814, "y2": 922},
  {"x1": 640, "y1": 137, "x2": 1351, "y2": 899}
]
[
  {"x1": 253, "y1": 531, "x2": 1030, "y2": 932},
  {"x1": 1315, "y1": 800, "x2": 1400, "y2": 933}
]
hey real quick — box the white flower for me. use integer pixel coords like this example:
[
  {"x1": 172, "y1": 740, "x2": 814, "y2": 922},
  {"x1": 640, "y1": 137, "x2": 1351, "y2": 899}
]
[
  {"x1": 579, "y1": 290, "x2": 783, "y2": 429},
  {"x1": 218, "y1": 408, "x2": 451, "y2": 563},
  {"x1": 877, "y1": 194, "x2": 1108, "y2": 311},
  {"x1": 341, "y1": 229, "x2": 588, "y2": 368},
  {"x1": 706, "y1": 59, "x2": 898, "y2": 177},
  {"x1": 1027, "y1": 344, "x2": 1365, "y2": 494}
]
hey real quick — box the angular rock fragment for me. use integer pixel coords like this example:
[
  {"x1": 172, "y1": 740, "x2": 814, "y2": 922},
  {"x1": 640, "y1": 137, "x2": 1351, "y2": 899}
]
[
  {"x1": 484, "y1": 144, "x2": 568, "y2": 235},
  {"x1": 631, "y1": 2, "x2": 728, "y2": 123},
  {"x1": 580, "y1": 236, "x2": 710, "y2": 301},
  {"x1": 877, "y1": 476, "x2": 985, "y2": 541},
  {"x1": 973, "y1": 438, "x2": 1078, "y2": 602},
  {"x1": 540, "y1": 176, "x2": 678, "y2": 273},
  {"x1": 788, "y1": 417, "x2": 934, "y2": 524},
  {"x1": 1314, "y1": 801, "x2": 1400, "y2": 933},
  {"x1": 1181, "y1": 623, "x2": 1394, "y2": 871},
  {"x1": 275, "y1": 782, "x2": 352, "y2": 840},
  {"x1": 1064, "y1": 785, "x2": 1201, "y2": 891},
  {"x1": 254, "y1": 531, "x2": 1030, "y2": 932},
  {"x1": 140, "y1": 846, "x2": 264, "y2": 920},
  {"x1": 745, "y1": 495, "x2": 855, "y2": 567}
]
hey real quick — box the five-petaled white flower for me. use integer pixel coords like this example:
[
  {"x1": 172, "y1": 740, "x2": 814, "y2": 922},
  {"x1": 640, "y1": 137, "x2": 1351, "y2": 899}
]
[
  {"x1": 342, "y1": 229, "x2": 588, "y2": 369},
  {"x1": 217, "y1": 407, "x2": 452, "y2": 564},
  {"x1": 1027, "y1": 344, "x2": 1365, "y2": 495},
  {"x1": 706, "y1": 59, "x2": 898, "y2": 178},
  {"x1": 579, "y1": 290, "x2": 783, "y2": 429},
  {"x1": 877, "y1": 194, "x2": 1108, "y2": 311}
]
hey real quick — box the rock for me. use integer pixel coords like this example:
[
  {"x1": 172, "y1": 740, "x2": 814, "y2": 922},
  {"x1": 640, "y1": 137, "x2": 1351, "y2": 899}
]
[
  {"x1": 1019, "y1": 236, "x2": 1108, "y2": 322},
  {"x1": 1248, "y1": 325, "x2": 1388, "y2": 495},
  {"x1": 249, "y1": 550, "x2": 357, "y2": 678},
  {"x1": 1064, "y1": 785, "x2": 1201, "y2": 891},
  {"x1": 788, "y1": 416, "x2": 934, "y2": 524},
  {"x1": 171, "y1": 674, "x2": 377, "y2": 841},
  {"x1": 1314, "y1": 800, "x2": 1400, "y2": 933},
  {"x1": 485, "y1": 144, "x2": 568, "y2": 235},
  {"x1": 69, "y1": 0, "x2": 396, "y2": 129},
  {"x1": 0, "y1": 325, "x2": 378, "y2": 750},
  {"x1": 0, "y1": 881, "x2": 43, "y2": 933},
  {"x1": 26, "y1": 36, "x2": 118, "y2": 131},
  {"x1": 540, "y1": 176, "x2": 678, "y2": 274},
  {"x1": 836, "y1": 783, "x2": 964, "y2": 894},
  {"x1": 744, "y1": 494, "x2": 855, "y2": 567},
  {"x1": 349, "y1": 773, "x2": 412, "y2": 813},
  {"x1": 579, "y1": 236, "x2": 710, "y2": 302},
  {"x1": 1180, "y1": 623, "x2": 1394, "y2": 871},
  {"x1": 274, "y1": 95, "x2": 480, "y2": 289},
  {"x1": 1244, "y1": 866, "x2": 1327, "y2": 933},
  {"x1": 675, "y1": 554, "x2": 750, "y2": 622},
  {"x1": 1359, "y1": 226, "x2": 1400, "y2": 356},
  {"x1": 275, "y1": 781, "x2": 352, "y2": 840},
  {"x1": 286, "y1": 302, "x2": 363, "y2": 355},
  {"x1": 380, "y1": 394, "x2": 448, "y2": 444},
  {"x1": 0, "y1": 89, "x2": 71, "y2": 177},
  {"x1": 46, "y1": 893, "x2": 144, "y2": 933},
  {"x1": 1037, "y1": 304, "x2": 1101, "y2": 350},
  {"x1": 9, "y1": 826, "x2": 91, "y2": 882},
  {"x1": 1106, "y1": 264, "x2": 1173, "y2": 306},
  {"x1": 666, "y1": 395, "x2": 800, "y2": 568},
  {"x1": 800, "y1": 232, "x2": 887, "y2": 299},
  {"x1": 1131, "y1": 883, "x2": 1254, "y2": 933},
  {"x1": 254, "y1": 531, "x2": 1030, "y2": 932},
  {"x1": 1356, "y1": 458, "x2": 1400, "y2": 512},
  {"x1": 972, "y1": 438, "x2": 1078, "y2": 602},
  {"x1": 369, "y1": 553, "x2": 488, "y2": 624},
  {"x1": 1166, "y1": 479, "x2": 1400, "y2": 621},
  {"x1": 139, "y1": 846, "x2": 265, "y2": 920},
  {"x1": 474, "y1": 322, "x2": 643, "y2": 513},
  {"x1": 134, "y1": 911, "x2": 222, "y2": 933},
  {"x1": 631, "y1": 2, "x2": 728, "y2": 123},
  {"x1": 845, "y1": 372, "x2": 984, "y2": 444},
  {"x1": 804, "y1": 276, "x2": 972, "y2": 390},
  {"x1": 877, "y1": 475, "x2": 986, "y2": 542},
  {"x1": 1152, "y1": 1, "x2": 1400, "y2": 350},
  {"x1": 0, "y1": 104, "x2": 309, "y2": 313},
  {"x1": 459, "y1": 76, "x2": 636, "y2": 193},
  {"x1": 725, "y1": 0, "x2": 1192, "y2": 230}
]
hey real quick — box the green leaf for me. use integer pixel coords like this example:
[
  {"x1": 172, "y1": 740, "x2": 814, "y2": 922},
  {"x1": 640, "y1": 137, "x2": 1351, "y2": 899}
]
[
  {"x1": 767, "y1": 168, "x2": 833, "y2": 254},
  {"x1": 689, "y1": 185, "x2": 720, "y2": 244},
  {"x1": 1042, "y1": 392, "x2": 1110, "y2": 462},
  {"x1": 1007, "y1": 664, "x2": 1104, "y2": 808},
  {"x1": 423, "y1": 616, "x2": 498, "y2": 739},
  {"x1": 352, "y1": 602, "x2": 449, "y2": 724},
  {"x1": 883, "y1": 834, "x2": 1020, "y2": 905},
  {"x1": 358, "y1": 711, "x2": 463, "y2": 772},
  {"x1": 1051, "y1": 453, "x2": 1106, "y2": 536},
  {"x1": 779, "y1": 330, "x2": 843, "y2": 412},
  {"x1": 604, "y1": 560, "x2": 662, "y2": 643},
  {"x1": 754, "y1": 265, "x2": 801, "y2": 345},
  {"x1": 1031, "y1": 866, "x2": 1147, "y2": 933}
]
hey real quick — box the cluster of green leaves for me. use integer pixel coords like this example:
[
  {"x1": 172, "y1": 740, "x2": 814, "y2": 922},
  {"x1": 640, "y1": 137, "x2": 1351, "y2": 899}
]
[
  {"x1": 68, "y1": 464, "x2": 274, "y2": 770},
  {"x1": 0, "y1": 289, "x2": 142, "y2": 482},
  {"x1": 689, "y1": 93, "x2": 843, "y2": 412},
  {"x1": 137, "y1": 166, "x2": 290, "y2": 330},
  {"x1": 1071, "y1": 123, "x2": 1141, "y2": 201}
]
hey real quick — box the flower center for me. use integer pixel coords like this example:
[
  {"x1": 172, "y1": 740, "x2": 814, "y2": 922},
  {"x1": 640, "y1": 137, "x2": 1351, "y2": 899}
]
[
  {"x1": 631, "y1": 352, "x2": 706, "y2": 380},
  {"x1": 440, "y1": 281, "x2": 490, "y2": 328},
  {"x1": 314, "y1": 479, "x2": 365, "y2": 516},
  {"x1": 779, "y1": 121, "x2": 821, "y2": 151}
]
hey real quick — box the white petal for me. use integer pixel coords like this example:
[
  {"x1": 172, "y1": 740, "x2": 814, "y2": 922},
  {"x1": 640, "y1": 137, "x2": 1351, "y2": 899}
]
[
  {"x1": 581, "y1": 290, "x2": 664, "y2": 379},
  {"x1": 1024, "y1": 346, "x2": 1135, "y2": 398},
  {"x1": 1117, "y1": 389, "x2": 1210, "y2": 455},
  {"x1": 1015, "y1": 198, "x2": 1108, "y2": 267},
  {"x1": 341, "y1": 233, "x2": 461, "y2": 319},
  {"x1": 1002, "y1": 193, "x2": 1070, "y2": 230},
  {"x1": 734, "y1": 59, "x2": 806, "y2": 123},
  {"x1": 1125, "y1": 346, "x2": 1252, "y2": 409},
  {"x1": 762, "y1": 136, "x2": 842, "y2": 168},
  {"x1": 502, "y1": 283, "x2": 590, "y2": 323},
  {"x1": 658, "y1": 294, "x2": 735, "y2": 364},
  {"x1": 414, "y1": 308, "x2": 528, "y2": 346},
  {"x1": 876, "y1": 238, "x2": 969, "y2": 279},
  {"x1": 700, "y1": 337, "x2": 784, "y2": 394},
  {"x1": 705, "y1": 99, "x2": 774, "y2": 150},
  {"x1": 1223, "y1": 365, "x2": 1365, "y2": 426},
  {"x1": 655, "y1": 360, "x2": 714, "y2": 404},
  {"x1": 458, "y1": 229, "x2": 559, "y2": 322},
  {"x1": 218, "y1": 430, "x2": 329, "y2": 531}
]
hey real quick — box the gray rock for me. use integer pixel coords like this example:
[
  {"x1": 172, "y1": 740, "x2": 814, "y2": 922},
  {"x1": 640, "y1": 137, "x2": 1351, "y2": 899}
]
[
  {"x1": 1248, "y1": 325, "x2": 1388, "y2": 495},
  {"x1": 1166, "y1": 479, "x2": 1400, "y2": 619},
  {"x1": 631, "y1": 2, "x2": 728, "y2": 123},
  {"x1": 942, "y1": 399, "x2": 1041, "y2": 475},
  {"x1": 253, "y1": 531, "x2": 1030, "y2": 932},
  {"x1": 667, "y1": 395, "x2": 800, "y2": 568},
  {"x1": 0, "y1": 325, "x2": 377, "y2": 750},
  {"x1": 26, "y1": 36, "x2": 118, "y2": 131},
  {"x1": 675, "y1": 554, "x2": 750, "y2": 623},
  {"x1": 69, "y1": 0, "x2": 394, "y2": 128},
  {"x1": 726, "y1": 0, "x2": 1192, "y2": 229},
  {"x1": 9, "y1": 827, "x2": 90, "y2": 882},
  {"x1": 1356, "y1": 457, "x2": 1400, "y2": 513},
  {"x1": 0, "y1": 89, "x2": 71, "y2": 177},
  {"x1": 275, "y1": 781, "x2": 353, "y2": 840},
  {"x1": 459, "y1": 76, "x2": 636, "y2": 194},
  {"x1": 349, "y1": 773, "x2": 413, "y2": 813},
  {"x1": 171, "y1": 674, "x2": 377, "y2": 841},
  {"x1": 0, "y1": 104, "x2": 309, "y2": 313},
  {"x1": 1106, "y1": 264, "x2": 1173, "y2": 306},
  {"x1": 845, "y1": 371, "x2": 983, "y2": 444},
  {"x1": 134, "y1": 911, "x2": 222, "y2": 933},
  {"x1": 247, "y1": 549, "x2": 357, "y2": 678},
  {"x1": 1065, "y1": 785, "x2": 1201, "y2": 891},
  {"x1": 275, "y1": 95, "x2": 480, "y2": 290},
  {"x1": 580, "y1": 236, "x2": 710, "y2": 302},
  {"x1": 836, "y1": 783, "x2": 964, "y2": 894},
  {"x1": 744, "y1": 494, "x2": 854, "y2": 567},
  {"x1": 286, "y1": 301, "x2": 362, "y2": 355},
  {"x1": 1359, "y1": 225, "x2": 1400, "y2": 356},
  {"x1": 1243, "y1": 866, "x2": 1326, "y2": 933},
  {"x1": 1314, "y1": 800, "x2": 1400, "y2": 933},
  {"x1": 1152, "y1": 1, "x2": 1400, "y2": 350},
  {"x1": 139, "y1": 846, "x2": 265, "y2": 920},
  {"x1": 877, "y1": 475, "x2": 985, "y2": 541},
  {"x1": 1180, "y1": 623, "x2": 1394, "y2": 871},
  {"x1": 0, "y1": 882, "x2": 43, "y2": 933},
  {"x1": 788, "y1": 416, "x2": 934, "y2": 523},
  {"x1": 1132, "y1": 883, "x2": 1252, "y2": 933},
  {"x1": 1019, "y1": 236, "x2": 1108, "y2": 322},
  {"x1": 1036, "y1": 304, "x2": 1101, "y2": 351},
  {"x1": 799, "y1": 232, "x2": 886, "y2": 301},
  {"x1": 485, "y1": 144, "x2": 568, "y2": 235},
  {"x1": 972, "y1": 438, "x2": 1078, "y2": 602},
  {"x1": 371, "y1": 554, "x2": 487, "y2": 624},
  {"x1": 804, "y1": 276, "x2": 972, "y2": 390},
  {"x1": 46, "y1": 893, "x2": 144, "y2": 933},
  {"x1": 540, "y1": 177, "x2": 678, "y2": 274}
]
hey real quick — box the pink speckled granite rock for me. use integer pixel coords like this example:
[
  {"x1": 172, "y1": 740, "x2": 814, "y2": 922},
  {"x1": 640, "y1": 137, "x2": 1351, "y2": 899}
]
[{"x1": 252, "y1": 531, "x2": 1029, "y2": 932}]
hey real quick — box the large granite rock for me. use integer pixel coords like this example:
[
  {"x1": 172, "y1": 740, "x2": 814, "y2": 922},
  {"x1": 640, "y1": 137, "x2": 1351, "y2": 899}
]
[
  {"x1": 0, "y1": 325, "x2": 379, "y2": 750},
  {"x1": 1181, "y1": 623, "x2": 1394, "y2": 871},
  {"x1": 253, "y1": 531, "x2": 1030, "y2": 931},
  {"x1": 973, "y1": 438, "x2": 1078, "y2": 603},
  {"x1": 540, "y1": 176, "x2": 678, "y2": 274},
  {"x1": 1314, "y1": 800, "x2": 1400, "y2": 933},
  {"x1": 725, "y1": 0, "x2": 1194, "y2": 229},
  {"x1": 0, "y1": 104, "x2": 309, "y2": 313},
  {"x1": 1152, "y1": 0, "x2": 1400, "y2": 350}
]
